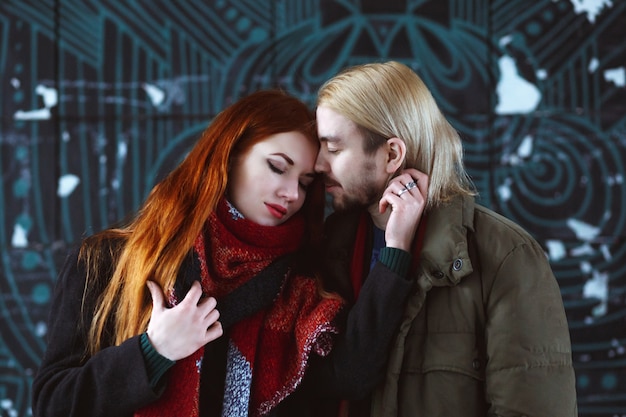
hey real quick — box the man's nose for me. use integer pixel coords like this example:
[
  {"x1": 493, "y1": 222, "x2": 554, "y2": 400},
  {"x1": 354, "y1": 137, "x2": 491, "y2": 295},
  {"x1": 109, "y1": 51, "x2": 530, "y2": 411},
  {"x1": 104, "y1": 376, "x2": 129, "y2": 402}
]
[{"x1": 314, "y1": 151, "x2": 327, "y2": 173}]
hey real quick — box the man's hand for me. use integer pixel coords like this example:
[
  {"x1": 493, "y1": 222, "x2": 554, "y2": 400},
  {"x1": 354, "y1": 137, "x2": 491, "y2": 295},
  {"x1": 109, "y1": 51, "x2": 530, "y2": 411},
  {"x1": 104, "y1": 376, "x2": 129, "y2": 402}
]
[
  {"x1": 146, "y1": 280, "x2": 223, "y2": 361},
  {"x1": 379, "y1": 168, "x2": 429, "y2": 251}
]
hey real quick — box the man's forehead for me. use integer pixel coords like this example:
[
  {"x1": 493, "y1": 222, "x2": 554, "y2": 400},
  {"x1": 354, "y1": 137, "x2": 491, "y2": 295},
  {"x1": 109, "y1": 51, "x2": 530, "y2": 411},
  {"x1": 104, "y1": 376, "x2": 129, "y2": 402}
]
[{"x1": 316, "y1": 106, "x2": 360, "y2": 140}]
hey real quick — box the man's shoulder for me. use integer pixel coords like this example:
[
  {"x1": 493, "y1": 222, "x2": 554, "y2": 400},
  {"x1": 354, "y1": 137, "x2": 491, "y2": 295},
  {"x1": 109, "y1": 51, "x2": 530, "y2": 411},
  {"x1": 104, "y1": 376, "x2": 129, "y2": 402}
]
[{"x1": 471, "y1": 202, "x2": 542, "y2": 248}]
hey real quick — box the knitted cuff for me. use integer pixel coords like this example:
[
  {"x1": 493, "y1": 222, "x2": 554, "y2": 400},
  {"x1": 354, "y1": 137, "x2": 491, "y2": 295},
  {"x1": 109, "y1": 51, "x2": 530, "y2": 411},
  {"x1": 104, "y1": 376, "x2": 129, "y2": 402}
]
[
  {"x1": 379, "y1": 247, "x2": 411, "y2": 279},
  {"x1": 140, "y1": 332, "x2": 176, "y2": 389}
]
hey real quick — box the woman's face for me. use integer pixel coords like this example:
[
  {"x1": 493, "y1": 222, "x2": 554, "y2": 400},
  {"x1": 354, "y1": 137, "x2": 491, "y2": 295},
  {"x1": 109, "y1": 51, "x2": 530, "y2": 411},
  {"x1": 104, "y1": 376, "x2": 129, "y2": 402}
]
[{"x1": 228, "y1": 131, "x2": 318, "y2": 226}]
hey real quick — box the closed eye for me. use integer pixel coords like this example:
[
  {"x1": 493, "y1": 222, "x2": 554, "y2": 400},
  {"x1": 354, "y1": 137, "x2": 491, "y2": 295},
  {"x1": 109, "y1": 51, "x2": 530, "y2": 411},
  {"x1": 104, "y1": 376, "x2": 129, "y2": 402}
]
[
  {"x1": 320, "y1": 137, "x2": 340, "y2": 155},
  {"x1": 322, "y1": 142, "x2": 339, "y2": 154},
  {"x1": 268, "y1": 161, "x2": 284, "y2": 174}
]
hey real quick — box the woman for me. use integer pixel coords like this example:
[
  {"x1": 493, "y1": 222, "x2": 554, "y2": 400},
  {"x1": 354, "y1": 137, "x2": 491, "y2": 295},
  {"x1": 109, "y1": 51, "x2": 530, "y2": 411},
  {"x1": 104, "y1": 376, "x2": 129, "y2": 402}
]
[{"x1": 33, "y1": 90, "x2": 414, "y2": 417}]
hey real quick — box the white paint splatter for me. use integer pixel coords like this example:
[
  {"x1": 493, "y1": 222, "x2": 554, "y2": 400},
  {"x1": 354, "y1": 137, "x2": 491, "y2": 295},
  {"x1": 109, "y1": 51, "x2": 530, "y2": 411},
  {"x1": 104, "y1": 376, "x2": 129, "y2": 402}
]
[
  {"x1": 588, "y1": 57, "x2": 599, "y2": 73},
  {"x1": 546, "y1": 239, "x2": 566, "y2": 261},
  {"x1": 143, "y1": 83, "x2": 166, "y2": 106},
  {"x1": 604, "y1": 67, "x2": 625, "y2": 87},
  {"x1": 567, "y1": 218, "x2": 600, "y2": 241},
  {"x1": 569, "y1": 0, "x2": 613, "y2": 23},
  {"x1": 14, "y1": 108, "x2": 51, "y2": 121},
  {"x1": 37, "y1": 84, "x2": 58, "y2": 107},
  {"x1": 604, "y1": 174, "x2": 624, "y2": 185},
  {"x1": 611, "y1": 339, "x2": 625, "y2": 356},
  {"x1": 11, "y1": 224, "x2": 28, "y2": 248},
  {"x1": 495, "y1": 55, "x2": 541, "y2": 114},
  {"x1": 497, "y1": 178, "x2": 512, "y2": 201},
  {"x1": 517, "y1": 135, "x2": 533, "y2": 158},
  {"x1": 118, "y1": 141, "x2": 128, "y2": 159},
  {"x1": 571, "y1": 242, "x2": 595, "y2": 256},
  {"x1": 35, "y1": 321, "x2": 47, "y2": 337},
  {"x1": 582, "y1": 270, "x2": 608, "y2": 317},
  {"x1": 57, "y1": 174, "x2": 80, "y2": 197},
  {"x1": 0, "y1": 399, "x2": 14, "y2": 410},
  {"x1": 498, "y1": 35, "x2": 513, "y2": 47},
  {"x1": 536, "y1": 69, "x2": 548, "y2": 80},
  {"x1": 13, "y1": 84, "x2": 58, "y2": 120}
]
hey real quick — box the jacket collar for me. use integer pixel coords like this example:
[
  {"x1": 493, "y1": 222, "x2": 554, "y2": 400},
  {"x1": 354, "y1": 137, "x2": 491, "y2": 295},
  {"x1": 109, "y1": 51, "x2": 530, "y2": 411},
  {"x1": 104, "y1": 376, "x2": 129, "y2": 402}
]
[{"x1": 417, "y1": 194, "x2": 475, "y2": 286}]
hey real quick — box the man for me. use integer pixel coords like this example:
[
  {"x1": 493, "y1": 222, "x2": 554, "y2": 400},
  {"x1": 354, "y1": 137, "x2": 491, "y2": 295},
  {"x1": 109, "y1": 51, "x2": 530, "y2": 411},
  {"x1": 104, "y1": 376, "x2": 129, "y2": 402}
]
[{"x1": 314, "y1": 61, "x2": 577, "y2": 417}]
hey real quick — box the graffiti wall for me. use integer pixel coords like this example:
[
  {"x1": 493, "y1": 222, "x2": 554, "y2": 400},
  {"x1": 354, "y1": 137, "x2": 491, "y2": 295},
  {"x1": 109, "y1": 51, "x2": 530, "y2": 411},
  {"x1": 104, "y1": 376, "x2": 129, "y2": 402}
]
[{"x1": 1, "y1": 0, "x2": 625, "y2": 415}]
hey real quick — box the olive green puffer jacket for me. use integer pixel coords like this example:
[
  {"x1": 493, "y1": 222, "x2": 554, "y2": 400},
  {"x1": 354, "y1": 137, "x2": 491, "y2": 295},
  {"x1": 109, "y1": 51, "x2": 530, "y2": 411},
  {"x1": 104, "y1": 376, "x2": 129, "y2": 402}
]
[{"x1": 322, "y1": 194, "x2": 577, "y2": 417}]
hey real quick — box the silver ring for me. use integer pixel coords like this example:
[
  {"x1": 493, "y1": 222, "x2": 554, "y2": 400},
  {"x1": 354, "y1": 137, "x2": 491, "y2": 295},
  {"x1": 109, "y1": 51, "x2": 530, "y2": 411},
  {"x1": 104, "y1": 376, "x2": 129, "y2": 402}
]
[
  {"x1": 397, "y1": 188, "x2": 409, "y2": 196},
  {"x1": 405, "y1": 181, "x2": 417, "y2": 191}
]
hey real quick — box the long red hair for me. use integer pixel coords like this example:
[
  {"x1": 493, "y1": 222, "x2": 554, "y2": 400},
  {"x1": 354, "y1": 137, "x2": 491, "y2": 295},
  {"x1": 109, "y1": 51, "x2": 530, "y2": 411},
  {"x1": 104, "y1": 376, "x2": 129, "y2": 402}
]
[{"x1": 81, "y1": 90, "x2": 322, "y2": 354}]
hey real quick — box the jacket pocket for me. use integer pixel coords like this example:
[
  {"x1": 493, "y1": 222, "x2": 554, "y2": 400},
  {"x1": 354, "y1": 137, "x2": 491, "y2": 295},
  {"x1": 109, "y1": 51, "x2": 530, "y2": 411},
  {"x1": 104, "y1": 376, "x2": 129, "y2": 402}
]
[
  {"x1": 402, "y1": 331, "x2": 486, "y2": 381},
  {"x1": 396, "y1": 332, "x2": 487, "y2": 416}
]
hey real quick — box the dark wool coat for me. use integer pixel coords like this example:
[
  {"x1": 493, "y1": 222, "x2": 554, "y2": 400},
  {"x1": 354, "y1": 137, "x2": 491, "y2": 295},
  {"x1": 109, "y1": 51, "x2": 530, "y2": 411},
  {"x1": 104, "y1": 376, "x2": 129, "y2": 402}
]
[
  {"x1": 320, "y1": 194, "x2": 578, "y2": 417},
  {"x1": 32, "y1": 243, "x2": 413, "y2": 417}
]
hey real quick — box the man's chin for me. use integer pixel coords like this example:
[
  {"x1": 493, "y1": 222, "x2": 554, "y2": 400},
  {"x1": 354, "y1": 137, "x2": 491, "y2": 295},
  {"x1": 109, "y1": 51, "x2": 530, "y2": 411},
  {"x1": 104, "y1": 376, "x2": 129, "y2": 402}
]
[{"x1": 330, "y1": 195, "x2": 366, "y2": 213}]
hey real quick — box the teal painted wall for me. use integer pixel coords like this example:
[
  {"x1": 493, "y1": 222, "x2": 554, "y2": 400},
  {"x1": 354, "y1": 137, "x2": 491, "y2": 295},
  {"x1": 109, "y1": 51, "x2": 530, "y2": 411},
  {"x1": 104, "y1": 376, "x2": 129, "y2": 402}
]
[{"x1": 1, "y1": 1, "x2": 625, "y2": 415}]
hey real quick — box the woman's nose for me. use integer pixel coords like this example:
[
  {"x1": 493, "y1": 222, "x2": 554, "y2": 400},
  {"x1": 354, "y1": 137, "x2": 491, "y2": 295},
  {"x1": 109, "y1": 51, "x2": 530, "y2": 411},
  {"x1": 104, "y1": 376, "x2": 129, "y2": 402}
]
[{"x1": 280, "y1": 180, "x2": 299, "y2": 201}]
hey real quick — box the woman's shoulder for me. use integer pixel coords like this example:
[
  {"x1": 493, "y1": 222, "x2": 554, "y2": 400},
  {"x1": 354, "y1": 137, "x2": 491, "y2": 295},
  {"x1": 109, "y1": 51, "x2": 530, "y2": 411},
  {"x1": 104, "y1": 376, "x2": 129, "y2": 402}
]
[
  {"x1": 55, "y1": 234, "x2": 126, "y2": 296},
  {"x1": 80, "y1": 233, "x2": 126, "y2": 264}
]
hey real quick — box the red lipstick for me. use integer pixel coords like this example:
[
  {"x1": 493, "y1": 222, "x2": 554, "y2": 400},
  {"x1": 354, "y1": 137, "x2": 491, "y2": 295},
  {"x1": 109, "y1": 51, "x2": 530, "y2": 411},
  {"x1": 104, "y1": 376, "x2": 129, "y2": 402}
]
[{"x1": 266, "y1": 203, "x2": 287, "y2": 219}]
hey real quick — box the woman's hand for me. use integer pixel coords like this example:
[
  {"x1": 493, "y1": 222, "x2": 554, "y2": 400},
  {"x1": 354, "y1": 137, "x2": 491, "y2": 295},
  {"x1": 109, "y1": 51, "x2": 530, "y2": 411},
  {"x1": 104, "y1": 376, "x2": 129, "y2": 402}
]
[
  {"x1": 146, "y1": 280, "x2": 223, "y2": 361},
  {"x1": 379, "y1": 168, "x2": 429, "y2": 251}
]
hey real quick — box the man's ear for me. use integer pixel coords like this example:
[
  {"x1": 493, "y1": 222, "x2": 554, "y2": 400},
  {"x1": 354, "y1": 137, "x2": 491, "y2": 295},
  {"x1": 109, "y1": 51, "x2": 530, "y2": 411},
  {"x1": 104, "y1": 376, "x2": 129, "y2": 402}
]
[{"x1": 385, "y1": 137, "x2": 406, "y2": 174}]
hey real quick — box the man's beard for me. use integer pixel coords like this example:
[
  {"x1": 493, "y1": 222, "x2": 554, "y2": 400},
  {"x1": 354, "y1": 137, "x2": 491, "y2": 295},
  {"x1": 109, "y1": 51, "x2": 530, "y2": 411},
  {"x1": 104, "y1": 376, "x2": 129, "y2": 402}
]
[{"x1": 329, "y1": 173, "x2": 385, "y2": 213}]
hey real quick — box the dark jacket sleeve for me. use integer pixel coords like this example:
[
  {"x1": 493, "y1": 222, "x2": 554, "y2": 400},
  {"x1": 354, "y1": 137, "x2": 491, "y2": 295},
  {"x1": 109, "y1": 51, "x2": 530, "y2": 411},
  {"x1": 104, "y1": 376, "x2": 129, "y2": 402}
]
[
  {"x1": 32, "y1": 247, "x2": 160, "y2": 417},
  {"x1": 300, "y1": 261, "x2": 413, "y2": 399}
]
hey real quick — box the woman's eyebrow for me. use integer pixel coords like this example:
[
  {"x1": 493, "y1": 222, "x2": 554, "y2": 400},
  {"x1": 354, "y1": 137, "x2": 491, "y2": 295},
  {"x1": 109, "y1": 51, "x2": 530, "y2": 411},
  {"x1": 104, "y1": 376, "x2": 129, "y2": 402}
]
[{"x1": 270, "y1": 153, "x2": 294, "y2": 165}]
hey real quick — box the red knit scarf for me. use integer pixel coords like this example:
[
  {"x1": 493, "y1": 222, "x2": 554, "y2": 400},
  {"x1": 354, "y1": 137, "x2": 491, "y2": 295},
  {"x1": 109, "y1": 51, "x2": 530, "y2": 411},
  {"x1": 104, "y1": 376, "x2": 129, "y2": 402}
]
[{"x1": 136, "y1": 199, "x2": 343, "y2": 417}]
